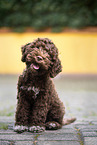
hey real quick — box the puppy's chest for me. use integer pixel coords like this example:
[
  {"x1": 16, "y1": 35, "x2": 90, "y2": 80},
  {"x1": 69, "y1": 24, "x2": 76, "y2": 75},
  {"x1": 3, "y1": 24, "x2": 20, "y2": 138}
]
[{"x1": 20, "y1": 84, "x2": 40, "y2": 99}]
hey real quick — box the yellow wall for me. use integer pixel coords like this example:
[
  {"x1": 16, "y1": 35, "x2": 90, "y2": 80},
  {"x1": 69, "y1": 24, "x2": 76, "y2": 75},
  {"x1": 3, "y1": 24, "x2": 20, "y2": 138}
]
[{"x1": 0, "y1": 32, "x2": 97, "y2": 74}]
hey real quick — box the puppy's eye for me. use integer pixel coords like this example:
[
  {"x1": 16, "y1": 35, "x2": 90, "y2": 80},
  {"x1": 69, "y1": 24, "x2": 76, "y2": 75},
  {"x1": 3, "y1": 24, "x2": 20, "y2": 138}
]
[{"x1": 37, "y1": 56, "x2": 43, "y2": 61}]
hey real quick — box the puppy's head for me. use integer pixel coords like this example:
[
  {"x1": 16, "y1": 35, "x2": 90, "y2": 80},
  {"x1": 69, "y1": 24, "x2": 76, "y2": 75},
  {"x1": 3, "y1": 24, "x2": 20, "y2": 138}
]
[{"x1": 21, "y1": 38, "x2": 62, "y2": 77}]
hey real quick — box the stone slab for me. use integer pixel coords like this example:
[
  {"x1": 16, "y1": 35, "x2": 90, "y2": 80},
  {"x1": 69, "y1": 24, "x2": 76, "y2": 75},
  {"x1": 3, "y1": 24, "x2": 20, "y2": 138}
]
[
  {"x1": 84, "y1": 137, "x2": 97, "y2": 145},
  {"x1": 37, "y1": 140, "x2": 80, "y2": 145},
  {"x1": 45, "y1": 128, "x2": 77, "y2": 134},
  {"x1": 0, "y1": 141, "x2": 14, "y2": 145},
  {"x1": 0, "y1": 130, "x2": 16, "y2": 134},
  {"x1": 83, "y1": 132, "x2": 97, "y2": 137},
  {"x1": 80, "y1": 128, "x2": 97, "y2": 132},
  {"x1": 0, "y1": 134, "x2": 34, "y2": 141},
  {"x1": 75, "y1": 124, "x2": 97, "y2": 130},
  {"x1": 38, "y1": 133, "x2": 79, "y2": 141},
  {"x1": 14, "y1": 141, "x2": 34, "y2": 145}
]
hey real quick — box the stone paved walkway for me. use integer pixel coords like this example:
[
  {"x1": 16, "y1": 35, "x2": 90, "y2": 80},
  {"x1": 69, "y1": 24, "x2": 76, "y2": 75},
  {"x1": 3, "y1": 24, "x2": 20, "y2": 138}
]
[
  {"x1": 0, "y1": 117, "x2": 97, "y2": 145},
  {"x1": 0, "y1": 75, "x2": 97, "y2": 145}
]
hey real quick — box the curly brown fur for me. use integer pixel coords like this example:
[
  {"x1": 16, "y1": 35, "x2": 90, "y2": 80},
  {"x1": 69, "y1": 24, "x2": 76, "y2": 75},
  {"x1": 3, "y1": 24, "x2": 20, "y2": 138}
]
[{"x1": 14, "y1": 38, "x2": 76, "y2": 133}]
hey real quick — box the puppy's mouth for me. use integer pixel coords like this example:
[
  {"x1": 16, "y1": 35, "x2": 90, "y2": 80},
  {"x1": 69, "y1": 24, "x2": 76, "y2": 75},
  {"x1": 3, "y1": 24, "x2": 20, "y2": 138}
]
[{"x1": 31, "y1": 63, "x2": 39, "y2": 70}]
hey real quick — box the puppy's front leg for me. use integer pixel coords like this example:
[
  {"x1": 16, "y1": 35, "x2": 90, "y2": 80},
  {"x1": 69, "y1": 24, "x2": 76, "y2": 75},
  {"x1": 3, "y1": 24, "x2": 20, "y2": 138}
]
[
  {"x1": 29, "y1": 101, "x2": 48, "y2": 133},
  {"x1": 14, "y1": 96, "x2": 30, "y2": 133}
]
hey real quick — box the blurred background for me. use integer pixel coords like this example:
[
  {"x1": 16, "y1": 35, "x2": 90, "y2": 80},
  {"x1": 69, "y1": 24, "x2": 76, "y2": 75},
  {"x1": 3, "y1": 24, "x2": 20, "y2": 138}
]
[{"x1": 0, "y1": 0, "x2": 97, "y2": 120}]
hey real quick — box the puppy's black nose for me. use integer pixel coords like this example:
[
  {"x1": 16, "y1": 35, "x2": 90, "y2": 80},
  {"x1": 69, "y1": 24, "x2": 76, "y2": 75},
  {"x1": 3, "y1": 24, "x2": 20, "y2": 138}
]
[{"x1": 37, "y1": 56, "x2": 43, "y2": 61}]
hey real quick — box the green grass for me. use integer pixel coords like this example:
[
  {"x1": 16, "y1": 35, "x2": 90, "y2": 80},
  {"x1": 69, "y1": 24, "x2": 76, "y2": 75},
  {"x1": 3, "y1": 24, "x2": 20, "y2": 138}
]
[
  {"x1": 0, "y1": 106, "x2": 15, "y2": 116},
  {"x1": 0, "y1": 110, "x2": 14, "y2": 116},
  {"x1": 0, "y1": 123, "x2": 8, "y2": 130}
]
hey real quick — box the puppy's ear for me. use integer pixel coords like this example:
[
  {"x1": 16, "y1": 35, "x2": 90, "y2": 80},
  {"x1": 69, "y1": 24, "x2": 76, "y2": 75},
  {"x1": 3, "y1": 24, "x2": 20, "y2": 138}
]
[
  {"x1": 21, "y1": 45, "x2": 27, "y2": 62},
  {"x1": 21, "y1": 52, "x2": 26, "y2": 62},
  {"x1": 50, "y1": 57, "x2": 62, "y2": 78},
  {"x1": 21, "y1": 43, "x2": 31, "y2": 62}
]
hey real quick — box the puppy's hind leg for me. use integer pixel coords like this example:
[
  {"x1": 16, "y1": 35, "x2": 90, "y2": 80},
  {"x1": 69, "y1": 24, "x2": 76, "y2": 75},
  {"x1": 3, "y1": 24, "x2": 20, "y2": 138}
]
[
  {"x1": 45, "y1": 108, "x2": 64, "y2": 130},
  {"x1": 45, "y1": 118, "x2": 76, "y2": 130}
]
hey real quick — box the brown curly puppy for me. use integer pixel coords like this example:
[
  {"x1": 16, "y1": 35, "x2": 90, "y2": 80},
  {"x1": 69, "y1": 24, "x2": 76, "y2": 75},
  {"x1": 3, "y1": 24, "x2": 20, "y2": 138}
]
[{"x1": 14, "y1": 38, "x2": 76, "y2": 133}]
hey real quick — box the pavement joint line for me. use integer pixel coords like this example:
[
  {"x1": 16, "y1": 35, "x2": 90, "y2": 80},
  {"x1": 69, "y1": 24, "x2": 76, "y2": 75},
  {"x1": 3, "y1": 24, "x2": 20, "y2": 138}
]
[
  {"x1": 74, "y1": 127, "x2": 84, "y2": 145},
  {"x1": 33, "y1": 134, "x2": 40, "y2": 145}
]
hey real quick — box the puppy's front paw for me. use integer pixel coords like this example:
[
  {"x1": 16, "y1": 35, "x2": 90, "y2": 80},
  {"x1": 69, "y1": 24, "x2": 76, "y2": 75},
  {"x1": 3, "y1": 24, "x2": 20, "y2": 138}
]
[
  {"x1": 29, "y1": 126, "x2": 45, "y2": 133},
  {"x1": 14, "y1": 125, "x2": 28, "y2": 133}
]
